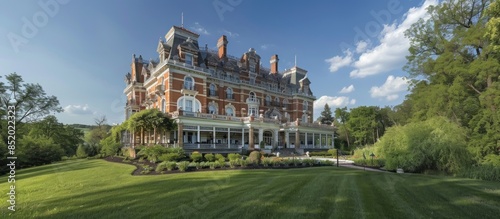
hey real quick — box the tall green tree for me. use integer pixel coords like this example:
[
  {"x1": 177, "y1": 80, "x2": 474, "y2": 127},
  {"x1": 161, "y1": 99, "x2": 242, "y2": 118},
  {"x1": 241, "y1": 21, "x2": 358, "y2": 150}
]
[
  {"x1": 402, "y1": 0, "x2": 499, "y2": 161},
  {"x1": 28, "y1": 115, "x2": 84, "y2": 156},
  {"x1": 319, "y1": 104, "x2": 334, "y2": 125},
  {"x1": 0, "y1": 73, "x2": 62, "y2": 125},
  {"x1": 334, "y1": 107, "x2": 351, "y2": 148}
]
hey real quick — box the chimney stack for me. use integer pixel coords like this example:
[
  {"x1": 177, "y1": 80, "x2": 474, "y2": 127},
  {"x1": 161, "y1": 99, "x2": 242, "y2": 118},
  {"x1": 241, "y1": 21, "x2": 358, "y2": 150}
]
[
  {"x1": 270, "y1": 54, "x2": 279, "y2": 74},
  {"x1": 217, "y1": 35, "x2": 228, "y2": 59}
]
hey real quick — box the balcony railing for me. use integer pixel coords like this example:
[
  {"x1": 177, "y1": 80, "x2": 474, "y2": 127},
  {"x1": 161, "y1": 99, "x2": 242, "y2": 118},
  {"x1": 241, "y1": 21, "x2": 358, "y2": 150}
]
[
  {"x1": 183, "y1": 84, "x2": 196, "y2": 90},
  {"x1": 246, "y1": 97, "x2": 260, "y2": 104}
]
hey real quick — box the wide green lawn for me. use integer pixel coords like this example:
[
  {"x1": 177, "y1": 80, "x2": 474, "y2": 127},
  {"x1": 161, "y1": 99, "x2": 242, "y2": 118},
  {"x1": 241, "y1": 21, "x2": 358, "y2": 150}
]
[{"x1": 1, "y1": 159, "x2": 500, "y2": 218}]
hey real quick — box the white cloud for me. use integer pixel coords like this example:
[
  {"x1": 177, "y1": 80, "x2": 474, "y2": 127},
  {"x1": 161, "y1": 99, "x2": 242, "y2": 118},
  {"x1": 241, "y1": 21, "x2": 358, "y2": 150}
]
[
  {"x1": 339, "y1": 84, "x2": 355, "y2": 94},
  {"x1": 64, "y1": 104, "x2": 95, "y2": 115},
  {"x1": 313, "y1": 95, "x2": 355, "y2": 118},
  {"x1": 370, "y1": 75, "x2": 409, "y2": 101},
  {"x1": 192, "y1": 22, "x2": 210, "y2": 35},
  {"x1": 325, "y1": 49, "x2": 353, "y2": 73},
  {"x1": 355, "y1": 41, "x2": 369, "y2": 53},
  {"x1": 260, "y1": 44, "x2": 274, "y2": 50},
  {"x1": 222, "y1": 29, "x2": 239, "y2": 38},
  {"x1": 350, "y1": 0, "x2": 437, "y2": 78}
]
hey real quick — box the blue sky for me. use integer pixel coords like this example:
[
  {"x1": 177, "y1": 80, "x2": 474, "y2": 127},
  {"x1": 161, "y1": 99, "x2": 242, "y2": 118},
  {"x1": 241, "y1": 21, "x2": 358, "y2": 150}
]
[{"x1": 0, "y1": 0, "x2": 436, "y2": 125}]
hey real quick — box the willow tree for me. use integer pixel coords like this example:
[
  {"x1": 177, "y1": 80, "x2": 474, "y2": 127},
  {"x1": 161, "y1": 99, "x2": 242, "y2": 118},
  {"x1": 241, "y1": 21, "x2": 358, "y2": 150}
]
[{"x1": 403, "y1": 0, "x2": 499, "y2": 161}]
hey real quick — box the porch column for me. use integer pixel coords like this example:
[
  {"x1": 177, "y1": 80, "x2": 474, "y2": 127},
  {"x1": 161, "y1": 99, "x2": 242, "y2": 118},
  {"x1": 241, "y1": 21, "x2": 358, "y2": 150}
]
[
  {"x1": 319, "y1": 133, "x2": 322, "y2": 148},
  {"x1": 273, "y1": 130, "x2": 279, "y2": 148},
  {"x1": 305, "y1": 132, "x2": 308, "y2": 148},
  {"x1": 249, "y1": 127, "x2": 254, "y2": 150},
  {"x1": 295, "y1": 130, "x2": 300, "y2": 149},
  {"x1": 312, "y1": 133, "x2": 315, "y2": 148},
  {"x1": 258, "y1": 128, "x2": 263, "y2": 146},
  {"x1": 177, "y1": 123, "x2": 183, "y2": 148},
  {"x1": 213, "y1": 127, "x2": 216, "y2": 149},
  {"x1": 241, "y1": 128, "x2": 245, "y2": 147},
  {"x1": 332, "y1": 133, "x2": 335, "y2": 148},
  {"x1": 197, "y1": 126, "x2": 200, "y2": 149},
  {"x1": 285, "y1": 131, "x2": 290, "y2": 148},
  {"x1": 228, "y1": 128, "x2": 231, "y2": 149}
]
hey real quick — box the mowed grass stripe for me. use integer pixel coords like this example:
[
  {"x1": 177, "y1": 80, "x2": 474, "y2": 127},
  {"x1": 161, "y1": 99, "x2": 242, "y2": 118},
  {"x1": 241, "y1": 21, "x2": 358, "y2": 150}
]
[{"x1": 1, "y1": 159, "x2": 500, "y2": 219}]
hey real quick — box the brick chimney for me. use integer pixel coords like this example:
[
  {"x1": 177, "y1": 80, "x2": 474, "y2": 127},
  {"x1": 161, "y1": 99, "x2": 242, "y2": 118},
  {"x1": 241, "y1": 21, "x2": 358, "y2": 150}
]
[
  {"x1": 270, "y1": 54, "x2": 279, "y2": 74},
  {"x1": 217, "y1": 35, "x2": 228, "y2": 59}
]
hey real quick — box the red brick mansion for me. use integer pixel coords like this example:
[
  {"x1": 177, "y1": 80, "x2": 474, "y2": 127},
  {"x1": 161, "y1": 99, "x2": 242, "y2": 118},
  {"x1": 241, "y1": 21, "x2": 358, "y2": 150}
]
[{"x1": 123, "y1": 25, "x2": 336, "y2": 152}]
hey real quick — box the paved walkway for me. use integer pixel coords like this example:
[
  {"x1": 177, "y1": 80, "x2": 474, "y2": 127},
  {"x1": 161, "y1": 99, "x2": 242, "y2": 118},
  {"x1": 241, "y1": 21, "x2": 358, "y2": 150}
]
[{"x1": 305, "y1": 157, "x2": 388, "y2": 173}]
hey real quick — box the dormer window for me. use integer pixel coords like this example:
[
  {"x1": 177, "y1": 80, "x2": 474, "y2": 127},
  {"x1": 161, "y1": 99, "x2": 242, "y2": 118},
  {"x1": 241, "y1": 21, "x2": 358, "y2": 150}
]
[
  {"x1": 185, "y1": 53, "x2": 193, "y2": 66},
  {"x1": 249, "y1": 64, "x2": 255, "y2": 73}
]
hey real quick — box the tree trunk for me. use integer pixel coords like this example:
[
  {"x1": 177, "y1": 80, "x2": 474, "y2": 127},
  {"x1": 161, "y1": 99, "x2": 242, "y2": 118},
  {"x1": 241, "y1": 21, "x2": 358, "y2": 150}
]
[
  {"x1": 153, "y1": 127, "x2": 157, "y2": 144},
  {"x1": 140, "y1": 127, "x2": 144, "y2": 145}
]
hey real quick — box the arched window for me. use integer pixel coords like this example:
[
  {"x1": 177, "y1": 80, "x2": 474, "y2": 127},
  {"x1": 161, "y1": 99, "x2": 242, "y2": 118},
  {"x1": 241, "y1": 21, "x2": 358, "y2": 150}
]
[
  {"x1": 184, "y1": 76, "x2": 194, "y2": 90},
  {"x1": 209, "y1": 84, "x2": 217, "y2": 96},
  {"x1": 303, "y1": 101, "x2": 309, "y2": 111},
  {"x1": 225, "y1": 107, "x2": 234, "y2": 116},
  {"x1": 274, "y1": 97, "x2": 280, "y2": 106},
  {"x1": 226, "y1": 87, "x2": 233, "y2": 99},
  {"x1": 208, "y1": 104, "x2": 217, "y2": 114},
  {"x1": 177, "y1": 96, "x2": 201, "y2": 112},
  {"x1": 249, "y1": 92, "x2": 256, "y2": 100},
  {"x1": 265, "y1": 95, "x2": 271, "y2": 106},
  {"x1": 302, "y1": 114, "x2": 308, "y2": 123}
]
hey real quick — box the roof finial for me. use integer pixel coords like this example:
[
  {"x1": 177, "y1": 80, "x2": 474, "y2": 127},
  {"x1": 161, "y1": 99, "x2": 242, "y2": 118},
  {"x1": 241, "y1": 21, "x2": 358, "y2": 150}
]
[
  {"x1": 294, "y1": 54, "x2": 297, "y2": 67},
  {"x1": 181, "y1": 12, "x2": 184, "y2": 28}
]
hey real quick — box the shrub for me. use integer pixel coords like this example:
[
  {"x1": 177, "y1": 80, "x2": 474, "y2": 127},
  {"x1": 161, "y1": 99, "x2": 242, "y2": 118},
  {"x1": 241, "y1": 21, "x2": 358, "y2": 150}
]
[
  {"x1": 229, "y1": 159, "x2": 239, "y2": 168},
  {"x1": 188, "y1": 162, "x2": 196, "y2": 168},
  {"x1": 281, "y1": 159, "x2": 292, "y2": 167},
  {"x1": 141, "y1": 165, "x2": 153, "y2": 174},
  {"x1": 100, "y1": 135, "x2": 121, "y2": 157},
  {"x1": 458, "y1": 164, "x2": 500, "y2": 182},
  {"x1": 209, "y1": 162, "x2": 217, "y2": 169},
  {"x1": 76, "y1": 145, "x2": 88, "y2": 158},
  {"x1": 138, "y1": 157, "x2": 145, "y2": 163},
  {"x1": 156, "y1": 161, "x2": 168, "y2": 172},
  {"x1": 327, "y1": 149, "x2": 337, "y2": 157},
  {"x1": 121, "y1": 147, "x2": 131, "y2": 158},
  {"x1": 303, "y1": 159, "x2": 315, "y2": 166},
  {"x1": 166, "y1": 162, "x2": 177, "y2": 171},
  {"x1": 215, "y1": 153, "x2": 225, "y2": 162},
  {"x1": 194, "y1": 162, "x2": 202, "y2": 170},
  {"x1": 262, "y1": 158, "x2": 272, "y2": 167},
  {"x1": 378, "y1": 117, "x2": 472, "y2": 173},
  {"x1": 17, "y1": 136, "x2": 65, "y2": 168},
  {"x1": 190, "y1": 152, "x2": 203, "y2": 162},
  {"x1": 205, "y1": 153, "x2": 215, "y2": 162},
  {"x1": 228, "y1": 153, "x2": 241, "y2": 161},
  {"x1": 202, "y1": 162, "x2": 210, "y2": 168},
  {"x1": 136, "y1": 145, "x2": 168, "y2": 163},
  {"x1": 239, "y1": 159, "x2": 251, "y2": 167},
  {"x1": 320, "y1": 160, "x2": 334, "y2": 166},
  {"x1": 216, "y1": 159, "x2": 226, "y2": 168},
  {"x1": 292, "y1": 158, "x2": 301, "y2": 167},
  {"x1": 160, "y1": 153, "x2": 182, "y2": 162},
  {"x1": 177, "y1": 161, "x2": 190, "y2": 172},
  {"x1": 272, "y1": 158, "x2": 281, "y2": 167},
  {"x1": 248, "y1": 151, "x2": 261, "y2": 165}
]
